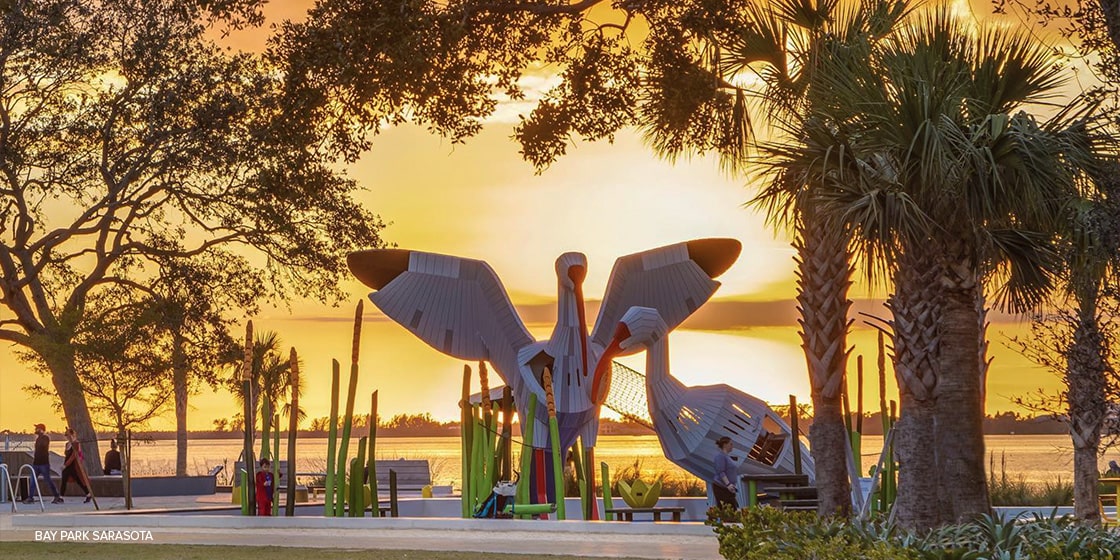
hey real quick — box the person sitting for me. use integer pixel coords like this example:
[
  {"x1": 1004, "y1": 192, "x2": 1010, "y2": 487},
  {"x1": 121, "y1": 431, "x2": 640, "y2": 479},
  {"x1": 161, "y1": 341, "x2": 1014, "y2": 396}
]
[
  {"x1": 103, "y1": 438, "x2": 122, "y2": 475},
  {"x1": 1108, "y1": 460, "x2": 1120, "y2": 476}
]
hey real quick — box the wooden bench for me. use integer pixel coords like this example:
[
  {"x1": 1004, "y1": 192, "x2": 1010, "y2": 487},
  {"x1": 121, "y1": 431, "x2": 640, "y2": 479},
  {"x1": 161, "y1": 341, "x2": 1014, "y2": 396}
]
[
  {"x1": 605, "y1": 506, "x2": 685, "y2": 522},
  {"x1": 302, "y1": 459, "x2": 431, "y2": 498},
  {"x1": 374, "y1": 459, "x2": 431, "y2": 492}
]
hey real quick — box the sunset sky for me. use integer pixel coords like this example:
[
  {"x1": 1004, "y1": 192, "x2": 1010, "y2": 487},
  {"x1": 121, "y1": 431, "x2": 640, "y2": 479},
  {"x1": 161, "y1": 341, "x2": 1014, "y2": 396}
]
[{"x1": 0, "y1": 0, "x2": 1074, "y2": 432}]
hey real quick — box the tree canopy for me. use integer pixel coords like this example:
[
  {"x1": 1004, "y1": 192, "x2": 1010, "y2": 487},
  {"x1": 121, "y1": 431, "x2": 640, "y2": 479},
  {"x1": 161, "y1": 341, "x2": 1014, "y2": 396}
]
[{"x1": 1, "y1": 0, "x2": 385, "y2": 472}]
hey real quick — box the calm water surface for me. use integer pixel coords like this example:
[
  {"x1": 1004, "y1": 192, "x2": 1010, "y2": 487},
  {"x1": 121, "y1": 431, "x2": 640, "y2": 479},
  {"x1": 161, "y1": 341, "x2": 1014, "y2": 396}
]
[{"x1": 116, "y1": 434, "x2": 1098, "y2": 486}]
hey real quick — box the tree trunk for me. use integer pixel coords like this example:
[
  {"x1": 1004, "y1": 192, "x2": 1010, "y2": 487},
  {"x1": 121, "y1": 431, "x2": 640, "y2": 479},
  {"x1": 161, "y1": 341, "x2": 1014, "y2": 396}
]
[
  {"x1": 893, "y1": 392, "x2": 940, "y2": 529},
  {"x1": 1068, "y1": 308, "x2": 1108, "y2": 522},
  {"x1": 173, "y1": 332, "x2": 188, "y2": 477},
  {"x1": 934, "y1": 250, "x2": 990, "y2": 522},
  {"x1": 40, "y1": 343, "x2": 102, "y2": 477},
  {"x1": 794, "y1": 216, "x2": 853, "y2": 517},
  {"x1": 889, "y1": 250, "x2": 942, "y2": 530}
]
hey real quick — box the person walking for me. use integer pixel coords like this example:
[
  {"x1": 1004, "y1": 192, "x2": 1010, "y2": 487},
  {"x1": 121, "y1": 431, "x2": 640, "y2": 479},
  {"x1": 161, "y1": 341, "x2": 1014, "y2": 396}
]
[
  {"x1": 255, "y1": 458, "x2": 274, "y2": 516},
  {"x1": 59, "y1": 427, "x2": 92, "y2": 503},
  {"x1": 25, "y1": 423, "x2": 62, "y2": 504},
  {"x1": 712, "y1": 436, "x2": 739, "y2": 510}
]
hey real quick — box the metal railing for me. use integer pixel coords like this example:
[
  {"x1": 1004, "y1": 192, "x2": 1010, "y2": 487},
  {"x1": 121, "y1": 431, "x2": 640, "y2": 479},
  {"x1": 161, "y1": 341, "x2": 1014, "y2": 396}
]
[{"x1": 16, "y1": 464, "x2": 44, "y2": 512}]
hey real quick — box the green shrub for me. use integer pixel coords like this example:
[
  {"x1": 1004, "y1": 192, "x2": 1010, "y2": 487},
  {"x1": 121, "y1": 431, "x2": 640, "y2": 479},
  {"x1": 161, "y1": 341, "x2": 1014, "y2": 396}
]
[
  {"x1": 708, "y1": 508, "x2": 1120, "y2": 560},
  {"x1": 987, "y1": 452, "x2": 1073, "y2": 506}
]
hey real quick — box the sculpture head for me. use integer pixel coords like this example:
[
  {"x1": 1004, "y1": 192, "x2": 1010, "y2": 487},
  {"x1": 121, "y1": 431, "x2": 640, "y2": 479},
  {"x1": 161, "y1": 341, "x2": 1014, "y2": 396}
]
[
  {"x1": 591, "y1": 306, "x2": 668, "y2": 404},
  {"x1": 555, "y1": 252, "x2": 588, "y2": 291}
]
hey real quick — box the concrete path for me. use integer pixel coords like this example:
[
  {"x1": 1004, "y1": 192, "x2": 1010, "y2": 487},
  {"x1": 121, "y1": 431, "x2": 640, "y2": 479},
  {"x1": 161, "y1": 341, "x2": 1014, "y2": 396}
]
[{"x1": 0, "y1": 497, "x2": 723, "y2": 560}]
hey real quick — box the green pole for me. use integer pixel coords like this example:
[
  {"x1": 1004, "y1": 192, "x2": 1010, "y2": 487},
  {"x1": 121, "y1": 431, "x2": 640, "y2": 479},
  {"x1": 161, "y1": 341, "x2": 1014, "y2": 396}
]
[
  {"x1": 334, "y1": 301, "x2": 363, "y2": 517},
  {"x1": 877, "y1": 331, "x2": 890, "y2": 512},
  {"x1": 241, "y1": 321, "x2": 256, "y2": 515},
  {"x1": 368, "y1": 391, "x2": 378, "y2": 517},
  {"x1": 261, "y1": 398, "x2": 271, "y2": 463},
  {"x1": 487, "y1": 403, "x2": 499, "y2": 493},
  {"x1": 601, "y1": 462, "x2": 614, "y2": 521},
  {"x1": 516, "y1": 394, "x2": 537, "y2": 517},
  {"x1": 572, "y1": 440, "x2": 587, "y2": 519},
  {"x1": 543, "y1": 367, "x2": 564, "y2": 520},
  {"x1": 351, "y1": 436, "x2": 367, "y2": 517},
  {"x1": 460, "y1": 365, "x2": 472, "y2": 518},
  {"x1": 272, "y1": 413, "x2": 280, "y2": 516},
  {"x1": 240, "y1": 470, "x2": 249, "y2": 515},
  {"x1": 853, "y1": 356, "x2": 864, "y2": 468},
  {"x1": 285, "y1": 348, "x2": 300, "y2": 516},
  {"x1": 325, "y1": 360, "x2": 340, "y2": 516},
  {"x1": 478, "y1": 362, "x2": 494, "y2": 505},
  {"x1": 472, "y1": 406, "x2": 487, "y2": 510},
  {"x1": 499, "y1": 386, "x2": 513, "y2": 481}
]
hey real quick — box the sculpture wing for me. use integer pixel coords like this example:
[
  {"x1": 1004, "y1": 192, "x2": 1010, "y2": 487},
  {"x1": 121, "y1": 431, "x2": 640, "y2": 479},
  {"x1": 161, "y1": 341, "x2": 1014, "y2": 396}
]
[
  {"x1": 590, "y1": 239, "x2": 741, "y2": 355},
  {"x1": 348, "y1": 249, "x2": 533, "y2": 374}
]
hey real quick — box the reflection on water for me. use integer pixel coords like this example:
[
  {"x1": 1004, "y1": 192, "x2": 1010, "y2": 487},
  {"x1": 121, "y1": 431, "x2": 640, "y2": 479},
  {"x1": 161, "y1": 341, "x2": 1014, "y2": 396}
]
[{"x1": 125, "y1": 434, "x2": 1097, "y2": 486}]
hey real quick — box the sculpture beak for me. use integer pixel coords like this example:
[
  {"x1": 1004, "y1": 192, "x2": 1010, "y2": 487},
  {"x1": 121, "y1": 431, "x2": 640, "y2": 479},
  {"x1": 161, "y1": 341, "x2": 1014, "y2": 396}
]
[
  {"x1": 347, "y1": 249, "x2": 412, "y2": 290},
  {"x1": 591, "y1": 322, "x2": 630, "y2": 405}
]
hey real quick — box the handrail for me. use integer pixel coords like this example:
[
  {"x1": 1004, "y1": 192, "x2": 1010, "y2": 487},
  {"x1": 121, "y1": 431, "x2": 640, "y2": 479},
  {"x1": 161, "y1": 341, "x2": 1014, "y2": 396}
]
[
  {"x1": 1, "y1": 464, "x2": 17, "y2": 512},
  {"x1": 16, "y1": 464, "x2": 45, "y2": 512}
]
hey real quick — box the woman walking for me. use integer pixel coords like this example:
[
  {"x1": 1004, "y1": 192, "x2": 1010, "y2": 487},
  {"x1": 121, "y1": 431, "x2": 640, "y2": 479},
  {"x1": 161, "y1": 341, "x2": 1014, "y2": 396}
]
[{"x1": 60, "y1": 427, "x2": 93, "y2": 503}]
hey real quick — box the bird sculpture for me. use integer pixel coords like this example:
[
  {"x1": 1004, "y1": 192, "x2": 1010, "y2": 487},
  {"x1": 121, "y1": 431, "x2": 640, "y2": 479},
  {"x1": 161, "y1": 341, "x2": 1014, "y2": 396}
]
[
  {"x1": 597, "y1": 306, "x2": 815, "y2": 486},
  {"x1": 347, "y1": 239, "x2": 742, "y2": 506}
]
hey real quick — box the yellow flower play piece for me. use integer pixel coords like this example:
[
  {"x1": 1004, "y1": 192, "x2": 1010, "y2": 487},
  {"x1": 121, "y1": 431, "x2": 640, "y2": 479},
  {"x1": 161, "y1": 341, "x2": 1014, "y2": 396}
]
[{"x1": 617, "y1": 478, "x2": 661, "y2": 508}]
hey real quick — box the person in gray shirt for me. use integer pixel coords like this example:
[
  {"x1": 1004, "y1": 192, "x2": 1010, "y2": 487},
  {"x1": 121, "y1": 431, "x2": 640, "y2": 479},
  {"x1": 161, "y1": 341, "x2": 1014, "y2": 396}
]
[{"x1": 712, "y1": 436, "x2": 738, "y2": 509}]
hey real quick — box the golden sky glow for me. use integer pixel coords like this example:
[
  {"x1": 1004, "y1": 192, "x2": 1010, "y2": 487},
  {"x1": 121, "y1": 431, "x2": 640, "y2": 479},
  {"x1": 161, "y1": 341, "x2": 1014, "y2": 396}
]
[{"x1": 0, "y1": 0, "x2": 1078, "y2": 432}]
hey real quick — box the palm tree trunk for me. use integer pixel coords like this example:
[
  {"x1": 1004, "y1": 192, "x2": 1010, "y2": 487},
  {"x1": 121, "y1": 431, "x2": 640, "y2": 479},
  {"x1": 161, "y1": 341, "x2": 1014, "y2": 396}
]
[
  {"x1": 795, "y1": 217, "x2": 853, "y2": 517},
  {"x1": 889, "y1": 250, "x2": 942, "y2": 530},
  {"x1": 173, "y1": 332, "x2": 188, "y2": 477},
  {"x1": 934, "y1": 247, "x2": 990, "y2": 522},
  {"x1": 1068, "y1": 307, "x2": 1108, "y2": 522},
  {"x1": 40, "y1": 341, "x2": 103, "y2": 477}
]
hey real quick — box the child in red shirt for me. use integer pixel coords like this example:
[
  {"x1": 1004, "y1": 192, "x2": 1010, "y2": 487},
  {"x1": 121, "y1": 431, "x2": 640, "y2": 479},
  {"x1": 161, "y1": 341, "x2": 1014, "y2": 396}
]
[{"x1": 255, "y1": 458, "x2": 274, "y2": 516}]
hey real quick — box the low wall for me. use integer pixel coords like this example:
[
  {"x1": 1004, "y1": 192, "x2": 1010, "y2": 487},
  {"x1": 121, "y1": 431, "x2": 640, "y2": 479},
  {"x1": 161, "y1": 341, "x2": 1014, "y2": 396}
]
[{"x1": 53, "y1": 475, "x2": 216, "y2": 497}]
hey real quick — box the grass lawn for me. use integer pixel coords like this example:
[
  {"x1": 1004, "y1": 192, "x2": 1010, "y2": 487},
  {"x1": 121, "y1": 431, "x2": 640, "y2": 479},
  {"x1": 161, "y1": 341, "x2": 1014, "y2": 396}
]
[{"x1": 0, "y1": 543, "x2": 646, "y2": 560}]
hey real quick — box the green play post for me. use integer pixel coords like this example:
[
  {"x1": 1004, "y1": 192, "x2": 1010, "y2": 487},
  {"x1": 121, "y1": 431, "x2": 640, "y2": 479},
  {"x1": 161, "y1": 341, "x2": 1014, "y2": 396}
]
[
  {"x1": 241, "y1": 321, "x2": 255, "y2": 515},
  {"x1": 272, "y1": 413, "x2": 280, "y2": 517},
  {"x1": 334, "y1": 302, "x2": 363, "y2": 517},
  {"x1": 499, "y1": 386, "x2": 513, "y2": 481},
  {"x1": 240, "y1": 470, "x2": 249, "y2": 515},
  {"x1": 351, "y1": 436, "x2": 367, "y2": 516},
  {"x1": 325, "y1": 360, "x2": 340, "y2": 516},
  {"x1": 516, "y1": 395, "x2": 537, "y2": 518},
  {"x1": 543, "y1": 368, "x2": 565, "y2": 520},
  {"x1": 601, "y1": 462, "x2": 614, "y2": 521},
  {"x1": 368, "y1": 391, "x2": 378, "y2": 517},
  {"x1": 286, "y1": 348, "x2": 300, "y2": 516},
  {"x1": 572, "y1": 440, "x2": 587, "y2": 519},
  {"x1": 460, "y1": 365, "x2": 472, "y2": 518}
]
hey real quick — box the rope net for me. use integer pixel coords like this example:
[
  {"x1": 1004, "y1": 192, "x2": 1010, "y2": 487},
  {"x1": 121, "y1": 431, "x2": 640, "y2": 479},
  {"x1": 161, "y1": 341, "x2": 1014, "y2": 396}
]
[{"x1": 603, "y1": 361, "x2": 653, "y2": 429}]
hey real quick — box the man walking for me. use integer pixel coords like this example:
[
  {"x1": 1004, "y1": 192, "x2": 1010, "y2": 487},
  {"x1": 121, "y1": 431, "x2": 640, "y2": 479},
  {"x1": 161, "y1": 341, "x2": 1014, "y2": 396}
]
[{"x1": 27, "y1": 423, "x2": 62, "y2": 504}]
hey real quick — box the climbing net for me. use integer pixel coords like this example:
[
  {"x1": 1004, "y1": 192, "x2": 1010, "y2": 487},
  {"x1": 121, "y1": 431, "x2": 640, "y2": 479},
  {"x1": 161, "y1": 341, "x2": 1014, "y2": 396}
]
[{"x1": 603, "y1": 361, "x2": 653, "y2": 429}]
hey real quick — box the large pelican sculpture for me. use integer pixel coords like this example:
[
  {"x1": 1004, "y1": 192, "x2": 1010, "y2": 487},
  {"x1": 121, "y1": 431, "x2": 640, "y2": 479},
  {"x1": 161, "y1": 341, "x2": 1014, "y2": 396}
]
[
  {"x1": 347, "y1": 239, "x2": 741, "y2": 505},
  {"x1": 598, "y1": 306, "x2": 815, "y2": 487}
]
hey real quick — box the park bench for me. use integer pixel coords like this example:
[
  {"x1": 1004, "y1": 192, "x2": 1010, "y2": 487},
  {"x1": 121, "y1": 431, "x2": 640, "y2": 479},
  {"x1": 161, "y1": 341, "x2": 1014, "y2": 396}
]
[
  {"x1": 306, "y1": 459, "x2": 432, "y2": 497},
  {"x1": 604, "y1": 506, "x2": 685, "y2": 522}
]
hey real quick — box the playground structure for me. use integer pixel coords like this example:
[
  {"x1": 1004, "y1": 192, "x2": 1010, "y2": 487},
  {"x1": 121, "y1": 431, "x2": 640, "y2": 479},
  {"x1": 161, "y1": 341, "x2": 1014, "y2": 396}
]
[
  {"x1": 347, "y1": 238, "x2": 827, "y2": 519},
  {"x1": 600, "y1": 306, "x2": 814, "y2": 484}
]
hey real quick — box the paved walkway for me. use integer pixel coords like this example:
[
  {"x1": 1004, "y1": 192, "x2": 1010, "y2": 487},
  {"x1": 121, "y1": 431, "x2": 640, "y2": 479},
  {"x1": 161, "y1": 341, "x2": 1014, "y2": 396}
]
[{"x1": 0, "y1": 496, "x2": 723, "y2": 560}]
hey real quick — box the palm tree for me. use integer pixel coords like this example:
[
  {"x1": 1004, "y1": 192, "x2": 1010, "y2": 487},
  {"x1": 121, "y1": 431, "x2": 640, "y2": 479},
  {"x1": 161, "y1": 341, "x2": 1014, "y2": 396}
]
[
  {"x1": 792, "y1": 9, "x2": 1106, "y2": 525},
  {"x1": 228, "y1": 331, "x2": 306, "y2": 460},
  {"x1": 728, "y1": 0, "x2": 915, "y2": 516},
  {"x1": 1062, "y1": 163, "x2": 1120, "y2": 522}
]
